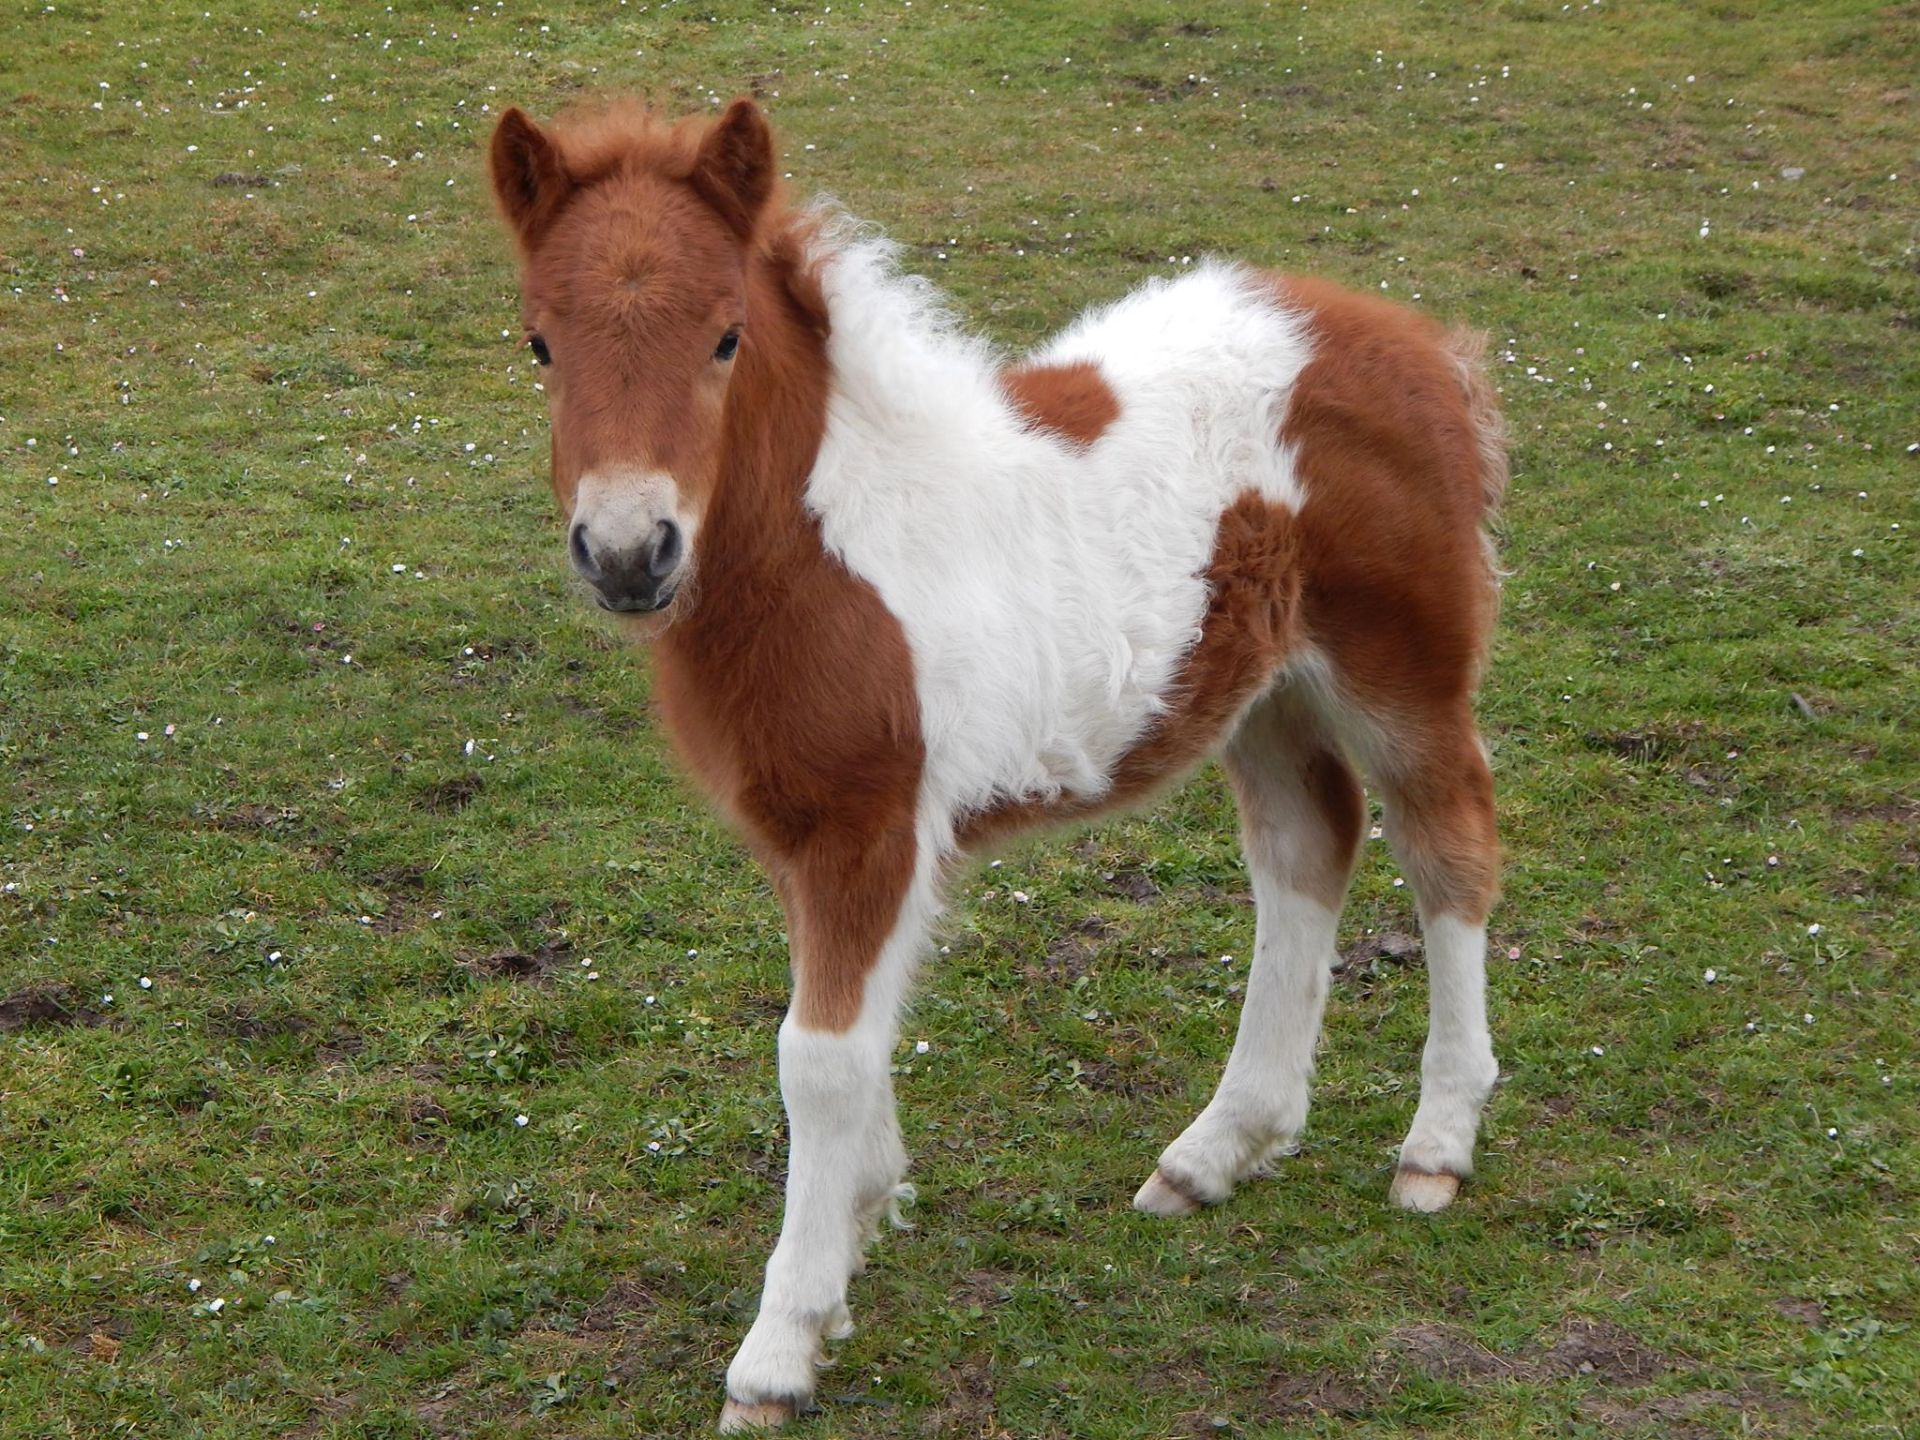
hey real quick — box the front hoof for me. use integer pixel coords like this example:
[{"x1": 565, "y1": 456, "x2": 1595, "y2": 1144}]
[
  {"x1": 718, "y1": 1396, "x2": 800, "y2": 1433},
  {"x1": 1388, "y1": 1167, "x2": 1461, "y2": 1213},
  {"x1": 1133, "y1": 1168, "x2": 1207, "y2": 1217}
]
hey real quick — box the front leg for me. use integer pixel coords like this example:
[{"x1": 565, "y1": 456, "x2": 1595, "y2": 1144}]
[
  {"x1": 719, "y1": 838, "x2": 933, "y2": 1432},
  {"x1": 719, "y1": 1017, "x2": 912, "y2": 1429}
]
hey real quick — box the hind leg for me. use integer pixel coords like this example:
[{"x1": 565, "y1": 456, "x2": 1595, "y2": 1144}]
[
  {"x1": 1370, "y1": 711, "x2": 1501, "y2": 1212},
  {"x1": 1136, "y1": 686, "x2": 1365, "y2": 1215}
]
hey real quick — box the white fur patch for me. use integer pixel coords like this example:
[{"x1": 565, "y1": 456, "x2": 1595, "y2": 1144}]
[{"x1": 802, "y1": 220, "x2": 1313, "y2": 855}]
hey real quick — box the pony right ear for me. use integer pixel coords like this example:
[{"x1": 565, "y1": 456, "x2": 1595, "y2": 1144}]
[{"x1": 490, "y1": 107, "x2": 572, "y2": 248}]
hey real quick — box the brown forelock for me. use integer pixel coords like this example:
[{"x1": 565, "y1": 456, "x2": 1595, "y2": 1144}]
[
  {"x1": 956, "y1": 491, "x2": 1303, "y2": 852},
  {"x1": 644, "y1": 206, "x2": 925, "y2": 1034},
  {"x1": 1272, "y1": 274, "x2": 1501, "y2": 717},
  {"x1": 1000, "y1": 360, "x2": 1121, "y2": 447},
  {"x1": 508, "y1": 103, "x2": 780, "y2": 516}
]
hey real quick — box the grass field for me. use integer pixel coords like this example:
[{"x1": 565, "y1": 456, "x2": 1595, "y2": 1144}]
[{"x1": 3, "y1": 1, "x2": 1916, "y2": 1436}]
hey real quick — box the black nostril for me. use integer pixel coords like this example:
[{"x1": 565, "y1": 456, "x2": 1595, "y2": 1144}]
[
  {"x1": 647, "y1": 518, "x2": 683, "y2": 579},
  {"x1": 569, "y1": 521, "x2": 596, "y2": 576}
]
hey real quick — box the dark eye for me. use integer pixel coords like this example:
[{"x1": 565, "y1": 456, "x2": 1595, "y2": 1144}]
[
  {"x1": 713, "y1": 328, "x2": 741, "y2": 362},
  {"x1": 527, "y1": 334, "x2": 552, "y2": 366}
]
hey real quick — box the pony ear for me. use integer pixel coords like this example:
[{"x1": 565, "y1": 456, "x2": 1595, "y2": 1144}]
[
  {"x1": 490, "y1": 107, "x2": 572, "y2": 248},
  {"x1": 690, "y1": 98, "x2": 775, "y2": 239}
]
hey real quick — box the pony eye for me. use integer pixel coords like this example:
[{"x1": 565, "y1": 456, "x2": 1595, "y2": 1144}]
[
  {"x1": 713, "y1": 328, "x2": 741, "y2": 362},
  {"x1": 527, "y1": 334, "x2": 552, "y2": 366}
]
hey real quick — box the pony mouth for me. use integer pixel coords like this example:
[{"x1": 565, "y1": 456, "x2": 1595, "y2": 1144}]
[{"x1": 595, "y1": 588, "x2": 677, "y2": 615}]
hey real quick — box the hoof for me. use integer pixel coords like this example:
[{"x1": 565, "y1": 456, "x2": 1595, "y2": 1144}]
[
  {"x1": 1388, "y1": 1167, "x2": 1461, "y2": 1214},
  {"x1": 718, "y1": 1396, "x2": 799, "y2": 1433},
  {"x1": 1133, "y1": 1168, "x2": 1206, "y2": 1217}
]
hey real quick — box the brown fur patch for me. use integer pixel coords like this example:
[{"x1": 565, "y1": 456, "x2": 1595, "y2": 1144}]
[
  {"x1": 957, "y1": 492, "x2": 1302, "y2": 851},
  {"x1": 1378, "y1": 726, "x2": 1500, "y2": 922},
  {"x1": 1000, "y1": 359, "x2": 1121, "y2": 447},
  {"x1": 1275, "y1": 275, "x2": 1505, "y2": 920},
  {"x1": 1275, "y1": 274, "x2": 1502, "y2": 714}
]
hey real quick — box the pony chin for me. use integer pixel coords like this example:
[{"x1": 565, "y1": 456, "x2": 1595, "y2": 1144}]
[
  {"x1": 607, "y1": 570, "x2": 696, "y2": 642},
  {"x1": 612, "y1": 609, "x2": 673, "y2": 643}
]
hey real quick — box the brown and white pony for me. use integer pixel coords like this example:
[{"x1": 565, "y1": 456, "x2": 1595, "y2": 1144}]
[{"x1": 490, "y1": 97, "x2": 1507, "y2": 1432}]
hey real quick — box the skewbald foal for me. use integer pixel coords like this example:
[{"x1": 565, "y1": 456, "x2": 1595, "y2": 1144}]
[{"x1": 489, "y1": 95, "x2": 1507, "y2": 1432}]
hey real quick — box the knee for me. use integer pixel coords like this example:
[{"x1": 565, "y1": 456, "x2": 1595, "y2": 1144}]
[
  {"x1": 777, "y1": 1020, "x2": 889, "y2": 1112},
  {"x1": 1402, "y1": 840, "x2": 1499, "y2": 924},
  {"x1": 1390, "y1": 781, "x2": 1499, "y2": 923}
]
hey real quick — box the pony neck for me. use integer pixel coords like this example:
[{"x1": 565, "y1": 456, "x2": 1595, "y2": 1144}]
[{"x1": 664, "y1": 214, "x2": 837, "y2": 636}]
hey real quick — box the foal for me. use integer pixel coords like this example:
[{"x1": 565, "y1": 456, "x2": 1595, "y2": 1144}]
[{"x1": 490, "y1": 97, "x2": 1507, "y2": 1432}]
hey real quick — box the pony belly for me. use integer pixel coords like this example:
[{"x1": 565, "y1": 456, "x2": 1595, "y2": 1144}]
[{"x1": 946, "y1": 488, "x2": 1306, "y2": 853}]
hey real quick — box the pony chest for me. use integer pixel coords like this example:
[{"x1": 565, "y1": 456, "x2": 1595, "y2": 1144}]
[{"x1": 652, "y1": 591, "x2": 924, "y2": 856}]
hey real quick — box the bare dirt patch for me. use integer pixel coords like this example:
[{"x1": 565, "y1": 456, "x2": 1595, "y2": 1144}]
[
  {"x1": 1583, "y1": 722, "x2": 1725, "y2": 765},
  {"x1": 578, "y1": 1279, "x2": 660, "y2": 1332},
  {"x1": 1540, "y1": 1318, "x2": 1669, "y2": 1382},
  {"x1": 466, "y1": 935, "x2": 573, "y2": 981},
  {"x1": 951, "y1": 1267, "x2": 1018, "y2": 1311},
  {"x1": 913, "y1": 1361, "x2": 998, "y2": 1438},
  {"x1": 1335, "y1": 929, "x2": 1421, "y2": 976},
  {"x1": 0, "y1": 985, "x2": 107, "y2": 1032},
  {"x1": 402, "y1": 1094, "x2": 449, "y2": 1149},
  {"x1": 1036, "y1": 914, "x2": 1111, "y2": 980},
  {"x1": 1580, "y1": 1387, "x2": 1795, "y2": 1436},
  {"x1": 1831, "y1": 794, "x2": 1918, "y2": 827},
  {"x1": 415, "y1": 773, "x2": 484, "y2": 814},
  {"x1": 1774, "y1": 1297, "x2": 1824, "y2": 1326},
  {"x1": 1390, "y1": 1316, "x2": 1676, "y2": 1385},
  {"x1": 203, "y1": 802, "x2": 301, "y2": 832},
  {"x1": 1259, "y1": 1368, "x2": 1377, "y2": 1418},
  {"x1": 1101, "y1": 867, "x2": 1161, "y2": 902},
  {"x1": 1390, "y1": 1321, "x2": 1522, "y2": 1380},
  {"x1": 413, "y1": 1381, "x2": 497, "y2": 1440}
]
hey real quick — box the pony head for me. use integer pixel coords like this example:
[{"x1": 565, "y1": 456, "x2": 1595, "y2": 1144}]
[{"x1": 489, "y1": 98, "x2": 777, "y2": 626}]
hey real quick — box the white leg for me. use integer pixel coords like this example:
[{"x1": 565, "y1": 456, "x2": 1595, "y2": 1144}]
[
  {"x1": 1136, "y1": 691, "x2": 1363, "y2": 1215},
  {"x1": 1138, "y1": 888, "x2": 1341, "y2": 1212},
  {"x1": 719, "y1": 868, "x2": 934, "y2": 1430},
  {"x1": 720, "y1": 1019, "x2": 909, "y2": 1424},
  {"x1": 1389, "y1": 911, "x2": 1498, "y2": 1212},
  {"x1": 1372, "y1": 724, "x2": 1501, "y2": 1213}
]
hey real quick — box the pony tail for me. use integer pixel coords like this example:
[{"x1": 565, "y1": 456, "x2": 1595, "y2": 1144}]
[{"x1": 1444, "y1": 327, "x2": 1509, "y2": 514}]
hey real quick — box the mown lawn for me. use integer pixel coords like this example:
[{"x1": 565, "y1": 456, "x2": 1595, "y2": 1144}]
[{"x1": 2, "y1": 1, "x2": 1915, "y2": 1436}]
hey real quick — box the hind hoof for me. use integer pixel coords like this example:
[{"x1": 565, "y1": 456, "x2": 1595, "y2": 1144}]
[
  {"x1": 718, "y1": 1396, "x2": 798, "y2": 1433},
  {"x1": 1389, "y1": 1167, "x2": 1461, "y2": 1213},
  {"x1": 1133, "y1": 1168, "x2": 1206, "y2": 1217}
]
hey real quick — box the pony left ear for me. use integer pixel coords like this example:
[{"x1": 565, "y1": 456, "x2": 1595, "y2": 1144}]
[
  {"x1": 691, "y1": 99, "x2": 775, "y2": 239},
  {"x1": 490, "y1": 106, "x2": 573, "y2": 249}
]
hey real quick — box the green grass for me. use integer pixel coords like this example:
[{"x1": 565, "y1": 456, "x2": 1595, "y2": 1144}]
[{"x1": 2, "y1": 1, "x2": 1915, "y2": 1436}]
